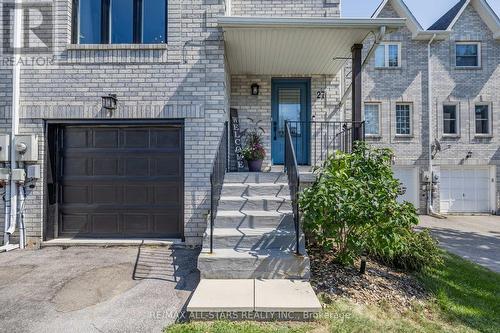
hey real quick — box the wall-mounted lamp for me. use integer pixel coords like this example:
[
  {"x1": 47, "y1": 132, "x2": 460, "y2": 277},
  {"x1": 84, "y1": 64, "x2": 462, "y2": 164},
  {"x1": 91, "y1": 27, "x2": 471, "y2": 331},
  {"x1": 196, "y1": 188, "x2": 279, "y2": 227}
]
[
  {"x1": 102, "y1": 94, "x2": 118, "y2": 111},
  {"x1": 251, "y1": 83, "x2": 260, "y2": 96},
  {"x1": 466, "y1": 151, "x2": 473, "y2": 159}
]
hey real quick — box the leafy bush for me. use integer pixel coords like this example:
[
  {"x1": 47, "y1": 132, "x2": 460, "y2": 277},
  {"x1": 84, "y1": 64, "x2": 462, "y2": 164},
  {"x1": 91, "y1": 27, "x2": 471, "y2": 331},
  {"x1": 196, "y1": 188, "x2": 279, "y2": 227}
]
[
  {"x1": 300, "y1": 142, "x2": 441, "y2": 271},
  {"x1": 369, "y1": 229, "x2": 443, "y2": 272}
]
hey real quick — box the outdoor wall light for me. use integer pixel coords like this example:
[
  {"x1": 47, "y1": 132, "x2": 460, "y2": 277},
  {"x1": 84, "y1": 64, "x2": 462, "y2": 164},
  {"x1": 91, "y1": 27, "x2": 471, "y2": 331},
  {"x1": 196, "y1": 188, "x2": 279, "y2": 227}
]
[
  {"x1": 102, "y1": 94, "x2": 118, "y2": 111},
  {"x1": 251, "y1": 83, "x2": 260, "y2": 96},
  {"x1": 466, "y1": 151, "x2": 473, "y2": 159}
]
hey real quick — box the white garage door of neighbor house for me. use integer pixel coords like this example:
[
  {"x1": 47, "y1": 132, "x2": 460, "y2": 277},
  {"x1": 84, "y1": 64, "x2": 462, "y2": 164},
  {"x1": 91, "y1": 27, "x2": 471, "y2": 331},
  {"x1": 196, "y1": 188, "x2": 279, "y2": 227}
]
[
  {"x1": 440, "y1": 167, "x2": 492, "y2": 214},
  {"x1": 393, "y1": 167, "x2": 419, "y2": 208}
]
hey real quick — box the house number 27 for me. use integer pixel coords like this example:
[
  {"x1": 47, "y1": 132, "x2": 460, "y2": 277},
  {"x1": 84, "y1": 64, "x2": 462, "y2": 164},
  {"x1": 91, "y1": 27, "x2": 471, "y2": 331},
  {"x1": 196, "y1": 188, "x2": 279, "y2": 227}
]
[{"x1": 316, "y1": 90, "x2": 326, "y2": 99}]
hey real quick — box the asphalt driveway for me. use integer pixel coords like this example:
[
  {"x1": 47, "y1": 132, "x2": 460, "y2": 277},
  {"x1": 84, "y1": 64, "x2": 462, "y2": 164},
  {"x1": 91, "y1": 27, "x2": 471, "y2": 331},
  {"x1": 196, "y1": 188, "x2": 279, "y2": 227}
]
[
  {"x1": 0, "y1": 245, "x2": 199, "y2": 333},
  {"x1": 419, "y1": 215, "x2": 500, "y2": 273}
]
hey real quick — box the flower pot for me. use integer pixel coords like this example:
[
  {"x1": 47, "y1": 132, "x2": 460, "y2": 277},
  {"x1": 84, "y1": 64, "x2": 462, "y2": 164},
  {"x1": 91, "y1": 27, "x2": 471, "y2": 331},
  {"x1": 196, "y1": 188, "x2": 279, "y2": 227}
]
[{"x1": 247, "y1": 159, "x2": 263, "y2": 172}]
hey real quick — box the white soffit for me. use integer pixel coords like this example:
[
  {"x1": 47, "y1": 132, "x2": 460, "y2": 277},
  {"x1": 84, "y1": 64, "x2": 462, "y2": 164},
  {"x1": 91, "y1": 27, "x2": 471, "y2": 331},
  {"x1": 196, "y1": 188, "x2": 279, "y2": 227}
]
[{"x1": 219, "y1": 17, "x2": 406, "y2": 75}]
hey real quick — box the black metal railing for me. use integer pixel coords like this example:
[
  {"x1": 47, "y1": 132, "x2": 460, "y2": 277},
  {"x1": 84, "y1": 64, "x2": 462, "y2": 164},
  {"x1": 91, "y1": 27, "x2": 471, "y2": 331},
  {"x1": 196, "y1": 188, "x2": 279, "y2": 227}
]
[
  {"x1": 209, "y1": 121, "x2": 228, "y2": 254},
  {"x1": 284, "y1": 121, "x2": 301, "y2": 255},
  {"x1": 287, "y1": 120, "x2": 365, "y2": 167}
]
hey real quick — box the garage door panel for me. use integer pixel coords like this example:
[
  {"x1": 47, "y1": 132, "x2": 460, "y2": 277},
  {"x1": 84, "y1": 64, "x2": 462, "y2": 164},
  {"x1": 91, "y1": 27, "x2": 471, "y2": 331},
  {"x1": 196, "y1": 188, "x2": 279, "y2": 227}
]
[
  {"x1": 152, "y1": 129, "x2": 182, "y2": 149},
  {"x1": 94, "y1": 129, "x2": 119, "y2": 148},
  {"x1": 153, "y1": 214, "x2": 182, "y2": 234},
  {"x1": 92, "y1": 185, "x2": 119, "y2": 205},
  {"x1": 122, "y1": 129, "x2": 150, "y2": 148},
  {"x1": 62, "y1": 185, "x2": 89, "y2": 204},
  {"x1": 153, "y1": 156, "x2": 182, "y2": 176},
  {"x1": 58, "y1": 125, "x2": 184, "y2": 238},
  {"x1": 440, "y1": 167, "x2": 491, "y2": 213},
  {"x1": 124, "y1": 158, "x2": 150, "y2": 176},
  {"x1": 154, "y1": 184, "x2": 182, "y2": 205},
  {"x1": 60, "y1": 214, "x2": 88, "y2": 234},
  {"x1": 92, "y1": 215, "x2": 120, "y2": 234},
  {"x1": 123, "y1": 214, "x2": 151, "y2": 233},
  {"x1": 124, "y1": 185, "x2": 150, "y2": 205},
  {"x1": 93, "y1": 158, "x2": 119, "y2": 176},
  {"x1": 64, "y1": 129, "x2": 88, "y2": 148},
  {"x1": 63, "y1": 157, "x2": 88, "y2": 176}
]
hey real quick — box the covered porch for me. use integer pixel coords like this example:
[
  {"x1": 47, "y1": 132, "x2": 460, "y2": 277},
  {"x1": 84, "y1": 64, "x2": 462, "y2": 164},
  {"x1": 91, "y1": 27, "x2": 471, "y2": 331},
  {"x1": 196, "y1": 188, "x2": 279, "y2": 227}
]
[{"x1": 220, "y1": 16, "x2": 405, "y2": 168}]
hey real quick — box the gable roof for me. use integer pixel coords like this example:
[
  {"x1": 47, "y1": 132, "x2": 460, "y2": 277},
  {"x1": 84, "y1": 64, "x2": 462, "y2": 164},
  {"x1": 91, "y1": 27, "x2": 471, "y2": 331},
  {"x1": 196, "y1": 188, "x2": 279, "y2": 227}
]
[
  {"x1": 428, "y1": 0, "x2": 467, "y2": 30},
  {"x1": 427, "y1": 0, "x2": 500, "y2": 38},
  {"x1": 372, "y1": 0, "x2": 423, "y2": 34}
]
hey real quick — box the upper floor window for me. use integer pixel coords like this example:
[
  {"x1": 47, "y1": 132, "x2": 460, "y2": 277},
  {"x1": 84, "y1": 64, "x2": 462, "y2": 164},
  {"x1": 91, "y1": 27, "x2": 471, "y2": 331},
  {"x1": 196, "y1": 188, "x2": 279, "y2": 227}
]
[
  {"x1": 455, "y1": 42, "x2": 481, "y2": 68},
  {"x1": 395, "y1": 103, "x2": 412, "y2": 136},
  {"x1": 72, "y1": 0, "x2": 167, "y2": 44},
  {"x1": 443, "y1": 104, "x2": 458, "y2": 135},
  {"x1": 375, "y1": 43, "x2": 401, "y2": 68},
  {"x1": 364, "y1": 103, "x2": 381, "y2": 136},
  {"x1": 475, "y1": 103, "x2": 491, "y2": 135}
]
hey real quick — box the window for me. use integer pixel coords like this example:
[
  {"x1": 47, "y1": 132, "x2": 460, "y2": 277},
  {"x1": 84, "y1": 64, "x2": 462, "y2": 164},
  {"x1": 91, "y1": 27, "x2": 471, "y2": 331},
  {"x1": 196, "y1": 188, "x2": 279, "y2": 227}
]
[
  {"x1": 395, "y1": 103, "x2": 411, "y2": 136},
  {"x1": 443, "y1": 104, "x2": 458, "y2": 135},
  {"x1": 456, "y1": 42, "x2": 481, "y2": 67},
  {"x1": 375, "y1": 43, "x2": 401, "y2": 68},
  {"x1": 364, "y1": 103, "x2": 380, "y2": 136},
  {"x1": 77, "y1": 0, "x2": 102, "y2": 44},
  {"x1": 73, "y1": 0, "x2": 167, "y2": 44},
  {"x1": 475, "y1": 104, "x2": 490, "y2": 135}
]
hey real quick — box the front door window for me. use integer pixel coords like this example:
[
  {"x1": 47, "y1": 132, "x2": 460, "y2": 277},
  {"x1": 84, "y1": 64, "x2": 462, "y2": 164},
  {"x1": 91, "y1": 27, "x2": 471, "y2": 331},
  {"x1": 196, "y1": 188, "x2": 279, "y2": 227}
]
[{"x1": 271, "y1": 79, "x2": 310, "y2": 165}]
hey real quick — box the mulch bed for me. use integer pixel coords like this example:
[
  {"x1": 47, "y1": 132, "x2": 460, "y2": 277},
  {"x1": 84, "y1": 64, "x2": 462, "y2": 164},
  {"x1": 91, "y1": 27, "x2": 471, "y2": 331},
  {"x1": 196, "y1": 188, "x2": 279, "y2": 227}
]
[{"x1": 309, "y1": 247, "x2": 429, "y2": 310}]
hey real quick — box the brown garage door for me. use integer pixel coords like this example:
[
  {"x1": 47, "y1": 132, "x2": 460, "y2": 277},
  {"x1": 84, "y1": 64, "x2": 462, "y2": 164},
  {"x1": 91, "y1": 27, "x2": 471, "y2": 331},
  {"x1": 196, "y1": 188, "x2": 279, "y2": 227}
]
[{"x1": 58, "y1": 125, "x2": 183, "y2": 238}]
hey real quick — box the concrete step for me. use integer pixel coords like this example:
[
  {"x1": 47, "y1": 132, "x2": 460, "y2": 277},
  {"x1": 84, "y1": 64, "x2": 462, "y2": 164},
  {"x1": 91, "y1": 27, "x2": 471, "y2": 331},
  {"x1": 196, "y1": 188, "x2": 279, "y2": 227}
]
[
  {"x1": 218, "y1": 196, "x2": 292, "y2": 211},
  {"x1": 206, "y1": 227, "x2": 303, "y2": 251},
  {"x1": 214, "y1": 210, "x2": 294, "y2": 229},
  {"x1": 198, "y1": 248, "x2": 310, "y2": 279},
  {"x1": 187, "y1": 279, "x2": 321, "y2": 319},
  {"x1": 224, "y1": 172, "x2": 288, "y2": 184},
  {"x1": 221, "y1": 183, "x2": 290, "y2": 197}
]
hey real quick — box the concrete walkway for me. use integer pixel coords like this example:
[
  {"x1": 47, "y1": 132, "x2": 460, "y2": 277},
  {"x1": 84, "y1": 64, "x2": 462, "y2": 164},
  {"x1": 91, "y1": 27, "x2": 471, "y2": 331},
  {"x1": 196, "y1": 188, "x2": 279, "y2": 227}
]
[
  {"x1": 418, "y1": 215, "x2": 500, "y2": 273},
  {"x1": 0, "y1": 246, "x2": 199, "y2": 333}
]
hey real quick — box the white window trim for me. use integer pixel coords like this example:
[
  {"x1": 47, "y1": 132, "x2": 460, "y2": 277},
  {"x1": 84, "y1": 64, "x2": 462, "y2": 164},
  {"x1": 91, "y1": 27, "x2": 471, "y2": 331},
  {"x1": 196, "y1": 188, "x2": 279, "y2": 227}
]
[
  {"x1": 363, "y1": 102, "x2": 382, "y2": 137},
  {"x1": 395, "y1": 102, "x2": 413, "y2": 137},
  {"x1": 375, "y1": 42, "x2": 402, "y2": 69},
  {"x1": 442, "y1": 103, "x2": 460, "y2": 137},
  {"x1": 455, "y1": 42, "x2": 482, "y2": 69},
  {"x1": 474, "y1": 102, "x2": 492, "y2": 137}
]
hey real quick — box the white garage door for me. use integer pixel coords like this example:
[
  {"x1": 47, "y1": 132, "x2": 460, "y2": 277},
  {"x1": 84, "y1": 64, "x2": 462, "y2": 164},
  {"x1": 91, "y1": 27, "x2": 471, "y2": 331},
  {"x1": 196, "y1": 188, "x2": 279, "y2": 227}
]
[
  {"x1": 440, "y1": 167, "x2": 492, "y2": 213},
  {"x1": 393, "y1": 167, "x2": 419, "y2": 208}
]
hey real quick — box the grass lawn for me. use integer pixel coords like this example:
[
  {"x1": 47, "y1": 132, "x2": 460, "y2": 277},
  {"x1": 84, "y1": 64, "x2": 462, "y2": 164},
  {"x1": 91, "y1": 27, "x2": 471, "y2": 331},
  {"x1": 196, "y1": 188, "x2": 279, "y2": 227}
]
[{"x1": 165, "y1": 253, "x2": 500, "y2": 333}]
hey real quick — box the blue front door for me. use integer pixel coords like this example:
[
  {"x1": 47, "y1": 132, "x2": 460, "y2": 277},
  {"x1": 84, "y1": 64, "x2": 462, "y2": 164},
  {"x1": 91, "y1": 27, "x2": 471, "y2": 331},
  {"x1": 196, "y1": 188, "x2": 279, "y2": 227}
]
[{"x1": 271, "y1": 79, "x2": 310, "y2": 165}]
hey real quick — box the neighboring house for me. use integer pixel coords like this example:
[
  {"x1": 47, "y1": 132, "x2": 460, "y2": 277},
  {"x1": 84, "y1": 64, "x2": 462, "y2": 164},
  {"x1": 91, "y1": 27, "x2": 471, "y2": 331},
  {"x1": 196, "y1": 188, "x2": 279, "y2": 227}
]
[{"x1": 365, "y1": 0, "x2": 500, "y2": 215}]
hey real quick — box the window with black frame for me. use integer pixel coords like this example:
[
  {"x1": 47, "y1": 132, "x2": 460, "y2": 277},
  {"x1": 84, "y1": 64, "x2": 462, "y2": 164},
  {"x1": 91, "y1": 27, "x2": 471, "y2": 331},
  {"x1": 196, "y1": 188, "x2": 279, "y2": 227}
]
[
  {"x1": 72, "y1": 0, "x2": 167, "y2": 44},
  {"x1": 443, "y1": 104, "x2": 458, "y2": 135}
]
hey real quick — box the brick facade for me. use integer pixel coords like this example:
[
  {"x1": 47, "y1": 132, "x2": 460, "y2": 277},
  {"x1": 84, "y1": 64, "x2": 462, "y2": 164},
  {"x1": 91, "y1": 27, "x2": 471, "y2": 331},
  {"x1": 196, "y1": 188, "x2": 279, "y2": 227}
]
[
  {"x1": 0, "y1": 0, "x2": 228, "y2": 246},
  {"x1": 367, "y1": 1, "x2": 500, "y2": 213}
]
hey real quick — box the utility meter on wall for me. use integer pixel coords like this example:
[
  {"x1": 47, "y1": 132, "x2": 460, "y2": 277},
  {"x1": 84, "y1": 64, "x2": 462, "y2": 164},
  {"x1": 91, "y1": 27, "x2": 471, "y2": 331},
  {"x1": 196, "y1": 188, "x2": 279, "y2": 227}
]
[{"x1": 14, "y1": 135, "x2": 38, "y2": 162}]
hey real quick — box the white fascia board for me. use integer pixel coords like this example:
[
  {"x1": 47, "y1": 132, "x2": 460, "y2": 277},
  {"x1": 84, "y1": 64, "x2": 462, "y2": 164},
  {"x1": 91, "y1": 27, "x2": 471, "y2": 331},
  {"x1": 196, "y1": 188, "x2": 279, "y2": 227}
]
[
  {"x1": 413, "y1": 30, "x2": 450, "y2": 40},
  {"x1": 218, "y1": 16, "x2": 406, "y2": 30},
  {"x1": 372, "y1": 0, "x2": 423, "y2": 33}
]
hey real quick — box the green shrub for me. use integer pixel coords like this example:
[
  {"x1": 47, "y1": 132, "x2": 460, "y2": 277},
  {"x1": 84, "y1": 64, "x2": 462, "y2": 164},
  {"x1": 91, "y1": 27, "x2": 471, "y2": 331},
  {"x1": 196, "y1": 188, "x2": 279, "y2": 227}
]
[
  {"x1": 300, "y1": 142, "x2": 441, "y2": 271},
  {"x1": 370, "y1": 229, "x2": 443, "y2": 272}
]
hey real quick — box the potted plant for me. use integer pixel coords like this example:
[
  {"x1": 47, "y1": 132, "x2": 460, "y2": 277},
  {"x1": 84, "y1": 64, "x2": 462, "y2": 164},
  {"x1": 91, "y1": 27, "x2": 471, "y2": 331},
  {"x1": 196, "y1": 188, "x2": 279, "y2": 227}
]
[{"x1": 241, "y1": 119, "x2": 266, "y2": 172}]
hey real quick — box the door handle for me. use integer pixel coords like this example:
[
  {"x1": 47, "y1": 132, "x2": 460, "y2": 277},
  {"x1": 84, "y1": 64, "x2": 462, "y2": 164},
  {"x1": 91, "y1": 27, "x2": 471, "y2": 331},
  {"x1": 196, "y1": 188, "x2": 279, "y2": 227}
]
[{"x1": 273, "y1": 121, "x2": 277, "y2": 140}]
